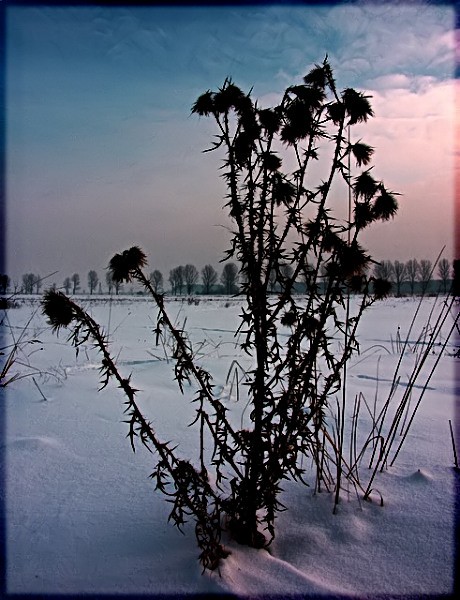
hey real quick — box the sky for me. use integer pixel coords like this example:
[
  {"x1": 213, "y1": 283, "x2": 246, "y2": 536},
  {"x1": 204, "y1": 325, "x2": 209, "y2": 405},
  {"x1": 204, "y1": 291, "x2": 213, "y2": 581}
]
[{"x1": 4, "y1": 0, "x2": 457, "y2": 289}]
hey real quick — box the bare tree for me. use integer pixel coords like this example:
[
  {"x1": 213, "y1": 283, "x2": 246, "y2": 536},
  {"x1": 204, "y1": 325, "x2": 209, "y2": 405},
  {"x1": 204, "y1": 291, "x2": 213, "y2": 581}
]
[
  {"x1": 105, "y1": 271, "x2": 122, "y2": 295},
  {"x1": 22, "y1": 273, "x2": 35, "y2": 294},
  {"x1": 34, "y1": 275, "x2": 42, "y2": 294},
  {"x1": 114, "y1": 279, "x2": 122, "y2": 295},
  {"x1": 374, "y1": 260, "x2": 394, "y2": 282},
  {"x1": 437, "y1": 258, "x2": 450, "y2": 293},
  {"x1": 0, "y1": 274, "x2": 10, "y2": 294},
  {"x1": 279, "y1": 263, "x2": 294, "y2": 292},
  {"x1": 268, "y1": 268, "x2": 277, "y2": 293},
  {"x1": 88, "y1": 270, "x2": 99, "y2": 295},
  {"x1": 184, "y1": 264, "x2": 199, "y2": 295},
  {"x1": 299, "y1": 260, "x2": 315, "y2": 294},
  {"x1": 269, "y1": 264, "x2": 294, "y2": 293},
  {"x1": 201, "y1": 264, "x2": 218, "y2": 294},
  {"x1": 168, "y1": 270, "x2": 176, "y2": 295},
  {"x1": 105, "y1": 271, "x2": 114, "y2": 294},
  {"x1": 71, "y1": 273, "x2": 80, "y2": 295},
  {"x1": 149, "y1": 270, "x2": 164, "y2": 293},
  {"x1": 169, "y1": 266, "x2": 184, "y2": 296},
  {"x1": 418, "y1": 259, "x2": 432, "y2": 293},
  {"x1": 221, "y1": 262, "x2": 239, "y2": 295},
  {"x1": 405, "y1": 259, "x2": 419, "y2": 295},
  {"x1": 176, "y1": 266, "x2": 185, "y2": 295},
  {"x1": 393, "y1": 260, "x2": 407, "y2": 297},
  {"x1": 63, "y1": 277, "x2": 72, "y2": 294}
]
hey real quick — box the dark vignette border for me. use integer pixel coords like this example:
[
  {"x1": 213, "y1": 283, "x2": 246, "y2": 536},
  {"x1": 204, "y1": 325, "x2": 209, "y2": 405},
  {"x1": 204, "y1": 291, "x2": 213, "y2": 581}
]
[{"x1": 0, "y1": 1, "x2": 458, "y2": 599}]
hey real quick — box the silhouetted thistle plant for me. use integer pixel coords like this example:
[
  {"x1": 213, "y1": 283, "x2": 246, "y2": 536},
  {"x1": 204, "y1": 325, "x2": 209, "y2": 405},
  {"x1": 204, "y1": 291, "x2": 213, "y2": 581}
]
[{"x1": 43, "y1": 58, "x2": 410, "y2": 570}]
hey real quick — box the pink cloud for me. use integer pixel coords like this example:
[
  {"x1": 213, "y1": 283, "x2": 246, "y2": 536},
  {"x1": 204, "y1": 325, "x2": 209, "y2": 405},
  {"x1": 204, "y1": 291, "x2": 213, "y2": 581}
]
[{"x1": 351, "y1": 77, "x2": 456, "y2": 262}]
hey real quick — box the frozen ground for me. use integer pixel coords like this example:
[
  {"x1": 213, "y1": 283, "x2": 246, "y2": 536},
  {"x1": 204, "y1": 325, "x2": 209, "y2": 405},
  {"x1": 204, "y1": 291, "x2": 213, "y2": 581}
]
[{"x1": 2, "y1": 294, "x2": 459, "y2": 597}]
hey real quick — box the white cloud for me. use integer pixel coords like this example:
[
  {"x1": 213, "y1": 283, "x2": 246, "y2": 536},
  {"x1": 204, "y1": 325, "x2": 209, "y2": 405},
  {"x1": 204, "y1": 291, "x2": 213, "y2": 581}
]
[
  {"x1": 363, "y1": 76, "x2": 455, "y2": 127},
  {"x1": 365, "y1": 73, "x2": 412, "y2": 91},
  {"x1": 314, "y1": 3, "x2": 455, "y2": 87}
]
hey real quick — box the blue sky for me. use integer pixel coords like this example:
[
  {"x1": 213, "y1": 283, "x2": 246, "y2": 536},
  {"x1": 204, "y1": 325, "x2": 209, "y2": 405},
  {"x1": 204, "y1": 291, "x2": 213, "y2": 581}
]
[{"x1": 5, "y1": 1, "x2": 457, "y2": 288}]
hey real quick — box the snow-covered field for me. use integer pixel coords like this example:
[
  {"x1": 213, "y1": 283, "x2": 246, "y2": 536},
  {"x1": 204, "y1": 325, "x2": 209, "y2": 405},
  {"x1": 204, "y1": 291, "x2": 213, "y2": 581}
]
[{"x1": 2, "y1": 294, "x2": 458, "y2": 597}]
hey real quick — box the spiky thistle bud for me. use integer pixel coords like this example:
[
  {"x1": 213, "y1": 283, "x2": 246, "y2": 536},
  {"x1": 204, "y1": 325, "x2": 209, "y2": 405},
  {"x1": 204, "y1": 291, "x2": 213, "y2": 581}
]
[
  {"x1": 372, "y1": 188, "x2": 399, "y2": 220},
  {"x1": 191, "y1": 90, "x2": 215, "y2": 116},
  {"x1": 373, "y1": 278, "x2": 392, "y2": 299},
  {"x1": 281, "y1": 311, "x2": 297, "y2": 327},
  {"x1": 347, "y1": 274, "x2": 366, "y2": 293},
  {"x1": 354, "y1": 201, "x2": 375, "y2": 229},
  {"x1": 342, "y1": 88, "x2": 374, "y2": 125},
  {"x1": 350, "y1": 141, "x2": 374, "y2": 167},
  {"x1": 258, "y1": 108, "x2": 281, "y2": 134},
  {"x1": 354, "y1": 169, "x2": 379, "y2": 201},
  {"x1": 41, "y1": 290, "x2": 75, "y2": 331},
  {"x1": 108, "y1": 246, "x2": 147, "y2": 283}
]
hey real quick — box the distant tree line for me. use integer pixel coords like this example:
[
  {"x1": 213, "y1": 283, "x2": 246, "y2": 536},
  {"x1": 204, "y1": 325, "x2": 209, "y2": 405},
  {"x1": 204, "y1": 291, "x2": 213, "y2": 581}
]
[
  {"x1": 168, "y1": 262, "x2": 239, "y2": 295},
  {"x1": 373, "y1": 257, "x2": 454, "y2": 296},
  {"x1": 2, "y1": 257, "x2": 457, "y2": 297}
]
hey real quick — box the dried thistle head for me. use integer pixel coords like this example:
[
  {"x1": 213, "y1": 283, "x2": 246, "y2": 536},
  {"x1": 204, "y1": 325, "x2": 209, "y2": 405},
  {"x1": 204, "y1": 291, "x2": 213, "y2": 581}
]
[
  {"x1": 273, "y1": 177, "x2": 296, "y2": 206},
  {"x1": 262, "y1": 152, "x2": 282, "y2": 172},
  {"x1": 373, "y1": 277, "x2": 393, "y2": 299},
  {"x1": 350, "y1": 141, "x2": 374, "y2": 167},
  {"x1": 354, "y1": 169, "x2": 379, "y2": 201},
  {"x1": 354, "y1": 201, "x2": 375, "y2": 230},
  {"x1": 342, "y1": 88, "x2": 374, "y2": 125},
  {"x1": 281, "y1": 311, "x2": 297, "y2": 327},
  {"x1": 303, "y1": 60, "x2": 331, "y2": 90},
  {"x1": 280, "y1": 98, "x2": 314, "y2": 144},
  {"x1": 337, "y1": 241, "x2": 370, "y2": 277},
  {"x1": 257, "y1": 107, "x2": 282, "y2": 134},
  {"x1": 347, "y1": 274, "x2": 366, "y2": 293},
  {"x1": 41, "y1": 290, "x2": 75, "y2": 331},
  {"x1": 372, "y1": 188, "x2": 399, "y2": 220},
  {"x1": 191, "y1": 90, "x2": 215, "y2": 116},
  {"x1": 108, "y1": 246, "x2": 147, "y2": 283},
  {"x1": 327, "y1": 101, "x2": 345, "y2": 125},
  {"x1": 213, "y1": 81, "x2": 247, "y2": 114}
]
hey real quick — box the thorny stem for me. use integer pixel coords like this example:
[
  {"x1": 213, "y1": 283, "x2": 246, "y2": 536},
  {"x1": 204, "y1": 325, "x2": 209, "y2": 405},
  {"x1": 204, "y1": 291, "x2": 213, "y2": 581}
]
[
  {"x1": 45, "y1": 293, "x2": 228, "y2": 570},
  {"x1": 134, "y1": 268, "x2": 245, "y2": 480}
]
